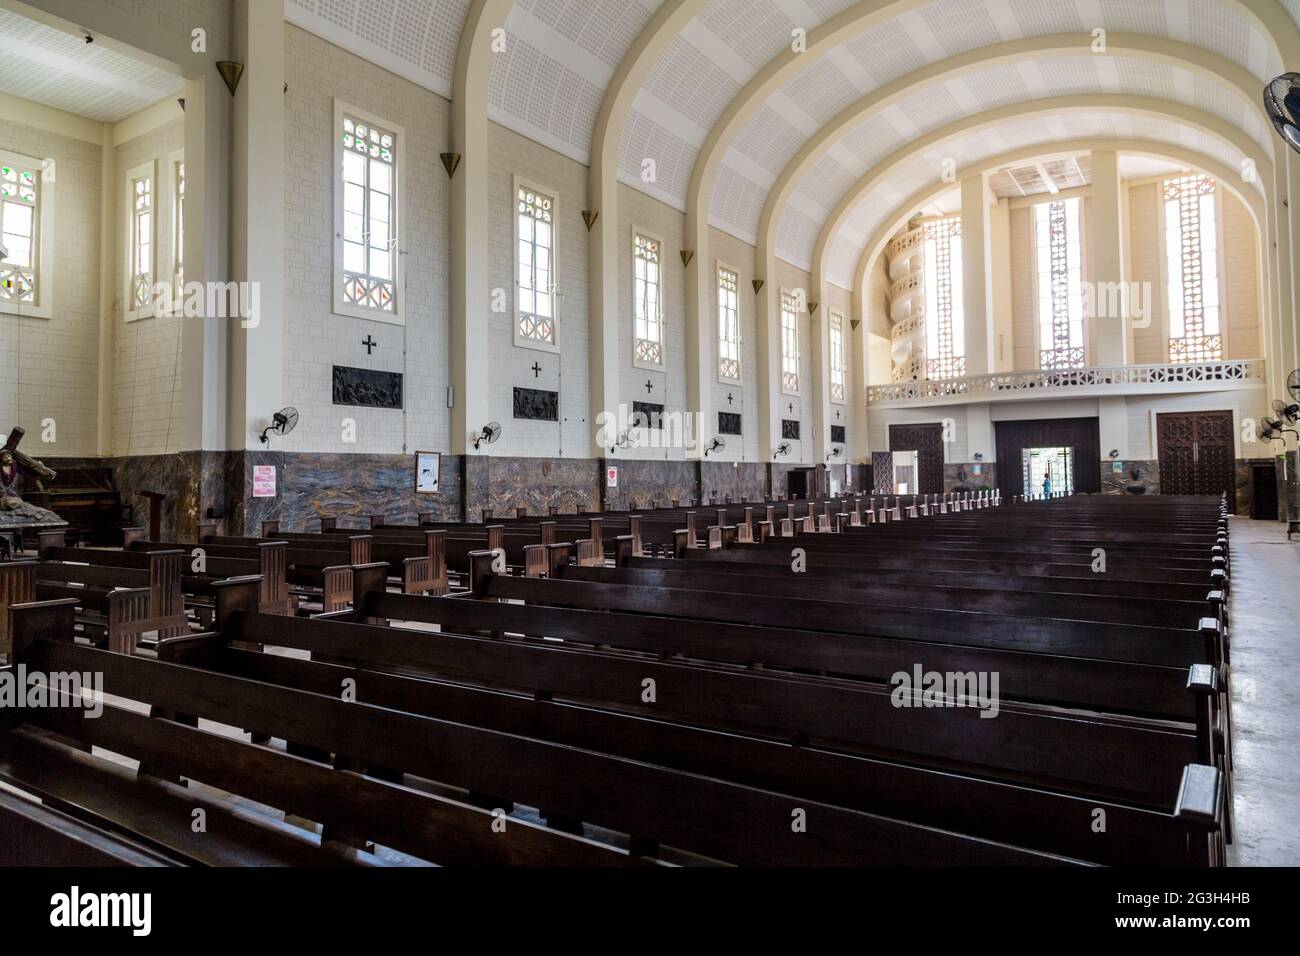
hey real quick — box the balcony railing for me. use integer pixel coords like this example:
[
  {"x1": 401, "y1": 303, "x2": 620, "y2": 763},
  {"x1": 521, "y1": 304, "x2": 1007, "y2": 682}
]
[{"x1": 866, "y1": 359, "x2": 1266, "y2": 405}]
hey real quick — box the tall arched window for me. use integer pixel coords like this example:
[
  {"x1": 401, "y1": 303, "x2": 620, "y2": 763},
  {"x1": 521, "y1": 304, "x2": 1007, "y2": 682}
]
[
  {"x1": 1164, "y1": 174, "x2": 1222, "y2": 364},
  {"x1": 923, "y1": 217, "x2": 964, "y2": 380}
]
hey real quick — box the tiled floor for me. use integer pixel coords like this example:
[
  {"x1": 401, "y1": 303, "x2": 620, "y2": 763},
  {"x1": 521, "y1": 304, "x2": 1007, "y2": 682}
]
[{"x1": 1225, "y1": 518, "x2": 1300, "y2": 866}]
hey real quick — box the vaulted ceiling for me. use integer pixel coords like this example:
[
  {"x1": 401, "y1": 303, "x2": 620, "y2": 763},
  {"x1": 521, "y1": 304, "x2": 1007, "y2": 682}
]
[
  {"x1": 0, "y1": 6, "x2": 183, "y2": 122},
  {"x1": 286, "y1": 0, "x2": 1294, "y2": 287}
]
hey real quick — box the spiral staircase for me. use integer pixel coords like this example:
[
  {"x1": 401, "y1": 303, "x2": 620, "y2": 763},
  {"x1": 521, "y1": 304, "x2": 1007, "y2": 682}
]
[{"x1": 886, "y1": 224, "x2": 926, "y2": 382}]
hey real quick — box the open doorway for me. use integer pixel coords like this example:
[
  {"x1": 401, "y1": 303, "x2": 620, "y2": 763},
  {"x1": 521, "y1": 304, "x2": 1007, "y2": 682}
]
[
  {"x1": 892, "y1": 450, "x2": 918, "y2": 494},
  {"x1": 1023, "y1": 447, "x2": 1074, "y2": 499}
]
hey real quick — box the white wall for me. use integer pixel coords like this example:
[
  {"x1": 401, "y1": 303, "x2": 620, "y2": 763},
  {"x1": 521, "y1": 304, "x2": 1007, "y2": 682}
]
[
  {"x1": 0, "y1": 116, "x2": 102, "y2": 458},
  {"x1": 486, "y1": 122, "x2": 589, "y2": 458},
  {"x1": 279, "y1": 24, "x2": 450, "y2": 456},
  {"x1": 112, "y1": 117, "x2": 185, "y2": 456}
]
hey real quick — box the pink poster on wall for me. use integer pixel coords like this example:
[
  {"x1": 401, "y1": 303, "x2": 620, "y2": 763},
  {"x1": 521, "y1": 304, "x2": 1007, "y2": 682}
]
[{"x1": 253, "y1": 465, "x2": 277, "y2": 498}]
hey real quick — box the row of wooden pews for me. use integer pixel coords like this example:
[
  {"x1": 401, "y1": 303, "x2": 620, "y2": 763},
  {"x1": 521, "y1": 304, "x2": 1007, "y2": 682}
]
[{"x1": 0, "y1": 491, "x2": 1229, "y2": 865}]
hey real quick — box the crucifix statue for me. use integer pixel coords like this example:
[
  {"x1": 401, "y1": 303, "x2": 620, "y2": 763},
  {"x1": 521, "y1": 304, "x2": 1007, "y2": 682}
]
[{"x1": 1, "y1": 428, "x2": 56, "y2": 509}]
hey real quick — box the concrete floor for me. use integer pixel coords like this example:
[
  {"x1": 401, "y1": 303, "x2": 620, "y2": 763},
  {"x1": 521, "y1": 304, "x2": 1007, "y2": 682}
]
[{"x1": 1225, "y1": 517, "x2": 1300, "y2": 866}]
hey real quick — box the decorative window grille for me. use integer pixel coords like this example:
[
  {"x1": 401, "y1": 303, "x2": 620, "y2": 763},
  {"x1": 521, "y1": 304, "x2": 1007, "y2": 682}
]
[
  {"x1": 0, "y1": 161, "x2": 39, "y2": 307},
  {"x1": 517, "y1": 186, "x2": 556, "y2": 345},
  {"x1": 1033, "y1": 198, "x2": 1086, "y2": 370},
  {"x1": 340, "y1": 114, "x2": 397, "y2": 315},
  {"x1": 923, "y1": 216, "x2": 965, "y2": 380},
  {"x1": 634, "y1": 233, "x2": 662, "y2": 366},
  {"x1": 830, "y1": 311, "x2": 846, "y2": 402},
  {"x1": 780, "y1": 289, "x2": 800, "y2": 393},
  {"x1": 127, "y1": 165, "x2": 155, "y2": 318},
  {"x1": 718, "y1": 266, "x2": 740, "y2": 381},
  {"x1": 1164, "y1": 174, "x2": 1222, "y2": 364}
]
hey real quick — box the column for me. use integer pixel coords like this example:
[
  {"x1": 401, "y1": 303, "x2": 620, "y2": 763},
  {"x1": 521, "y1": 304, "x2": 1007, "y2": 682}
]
[
  {"x1": 228, "y1": 0, "x2": 284, "y2": 448},
  {"x1": 1088, "y1": 149, "x2": 1128, "y2": 366},
  {"x1": 960, "y1": 173, "x2": 992, "y2": 376},
  {"x1": 179, "y1": 73, "x2": 230, "y2": 453}
]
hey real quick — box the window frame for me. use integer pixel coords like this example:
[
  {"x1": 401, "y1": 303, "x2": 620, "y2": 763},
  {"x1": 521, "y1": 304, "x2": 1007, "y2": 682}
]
[
  {"x1": 512, "y1": 173, "x2": 560, "y2": 354},
  {"x1": 0, "y1": 148, "x2": 54, "y2": 320},
  {"x1": 124, "y1": 159, "x2": 157, "y2": 323},
  {"x1": 716, "y1": 259, "x2": 741, "y2": 384},
  {"x1": 168, "y1": 148, "x2": 185, "y2": 292},
  {"x1": 779, "y1": 286, "x2": 801, "y2": 396},
  {"x1": 1029, "y1": 195, "x2": 1088, "y2": 370},
  {"x1": 1159, "y1": 174, "x2": 1226, "y2": 364},
  {"x1": 829, "y1": 309, "x2": 846, "y2": 404},
  {"x1": 921, "y1": 215, "x2": 966, "y2": 381},
  {"x1": 632, "y1": 224, "x2": 665, "y2": 371},
  {"x1": 332, "y1": 99, "x2": 405, "y2": 326}
]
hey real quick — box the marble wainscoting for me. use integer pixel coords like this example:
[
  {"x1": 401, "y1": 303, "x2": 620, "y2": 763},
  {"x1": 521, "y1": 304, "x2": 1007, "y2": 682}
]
[
  {"x1": 1100, "y1": 460, "x2": 1160, "y2": 496},
  {"x1": 699, "y1": 460, "x2": 770, "y2": 504},
  {"x1": 226, "y1": 451, "x2": 466, "y2": 534},
  {"x1": 1233, "y1": 455, "x2": 1293, "y2": 520},
  {"x1": 464, "y1": 456, "x2": 603, "y2": 519},
  {"x1": 603, "y1": 458, "x2": 700, "y2": 511}
]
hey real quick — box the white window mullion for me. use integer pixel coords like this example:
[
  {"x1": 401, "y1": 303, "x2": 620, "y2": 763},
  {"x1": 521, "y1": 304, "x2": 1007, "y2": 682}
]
[
  {"x1": 333, "y1": 100, "x2": 403, "y2": 324},
  {"x1": 0, "y1": 149, "x2": 53, "y2": 318},
  {"x1": 634, "y1": 231, "x2": 663, "y2": 368},
  {"x1": 718, "y1": 265, "x2": 740, "y2": 382},
  {"x1": 124, "y1": 159, "x2": 156, "y2": 322}
]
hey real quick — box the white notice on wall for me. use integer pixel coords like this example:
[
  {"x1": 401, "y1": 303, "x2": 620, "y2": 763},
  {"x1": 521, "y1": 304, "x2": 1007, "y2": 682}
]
[{"x1": 606, "y1": 466, "x2": 618, "y2": 489}]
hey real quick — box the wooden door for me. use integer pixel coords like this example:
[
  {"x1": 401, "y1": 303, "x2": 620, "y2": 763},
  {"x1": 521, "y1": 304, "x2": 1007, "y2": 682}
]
[
  {"x1": 1156, "y1": 411, "x2": 1237, "y2": 511},
  {"x1": 888, "y1": 424, "x2": 944, "y2": 495}
]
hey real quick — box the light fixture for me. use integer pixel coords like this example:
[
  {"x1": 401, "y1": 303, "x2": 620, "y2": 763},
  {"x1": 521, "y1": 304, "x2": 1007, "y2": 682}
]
[{"x1": 216, "y1": 60, "x2": 245, "y2": 97}]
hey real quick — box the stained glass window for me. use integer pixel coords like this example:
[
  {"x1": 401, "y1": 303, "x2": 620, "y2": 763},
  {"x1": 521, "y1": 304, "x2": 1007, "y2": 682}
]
[
  {"x1": 1033, "y1": 198, "x2": 1086, "y2": 370},
  {"x1": 780, "y1": 290, "x2": 799, "y2": 393},
  {"x1": 0, "y1": 162, "x2": 39, "y2": 307},
  {"x1": 830, "y1": 311, "x2": 846, "y2": 402},
  {"x1": 923, "y1": 217, "x2": 965, "y2": 380},
  {"x1": 634, "y1": 233, "x2": 662, "y2": 366},
  {"x1": 517, "y1": 186, "x2": 555, "y2": 345},
  {"x1": 718, "y1": 266, "x2": 740, "y2": 381},
  {"x1": 1164, "y1": 174, "x2": 1222, "y2": 364},
  {"x1": 130, "y1": 171, "x2": 153, "y2": 312},
  {"x1": 340, "y1": 114, "x2": 397, "y2": 314}
]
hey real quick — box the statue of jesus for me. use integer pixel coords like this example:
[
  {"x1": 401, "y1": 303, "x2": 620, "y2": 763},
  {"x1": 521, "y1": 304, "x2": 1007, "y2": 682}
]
[{"x1": 0, "y1": 428, "x2": 66, "y2": 529}]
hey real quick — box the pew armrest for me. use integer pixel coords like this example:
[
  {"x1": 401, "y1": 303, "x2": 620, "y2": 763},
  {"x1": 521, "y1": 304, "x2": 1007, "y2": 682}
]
[
  {"x1": 1174, "y1": 764, "x2": 1223, "y2": 828},
  {"x1": 1186, "y1": 664, "x2": 1218, "y2": 695},
  {"x1": 155, "y1": 630, "x2": 225, "y2": 665}
]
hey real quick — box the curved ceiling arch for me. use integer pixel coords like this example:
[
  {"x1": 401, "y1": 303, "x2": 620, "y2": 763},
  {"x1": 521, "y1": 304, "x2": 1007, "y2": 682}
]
[
  {"x1": 809, "y1": 95, "x2": 1272, "y2": 289},
  {"x1": 849, "y1": 138, "x2": 1269, "y2": 311},
  {"x1": 607, "y1": 0, "x2": 1288, "y2": 241},
  {"x1": 758, "y1": 32, "x2": 1270, "y2": 273}
]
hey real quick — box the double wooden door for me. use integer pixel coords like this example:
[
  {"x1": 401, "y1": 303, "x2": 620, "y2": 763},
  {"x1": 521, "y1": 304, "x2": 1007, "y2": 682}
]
[
  {"x1": 888, "y1": 424, "x2": 944, "y2": 495},
  {"x1": 1156, "y1": 411, "x2": 1236, "y2": 511}
]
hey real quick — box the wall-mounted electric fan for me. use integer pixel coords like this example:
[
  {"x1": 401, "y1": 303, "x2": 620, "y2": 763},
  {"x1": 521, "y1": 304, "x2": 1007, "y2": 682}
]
[
  {"x1": 473, "y1": 422, "x2": 502, "y2": 450},
  {"x1": 258, "y1": 407, "x2": 299, "y2": 445}
]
